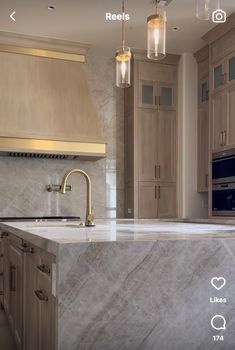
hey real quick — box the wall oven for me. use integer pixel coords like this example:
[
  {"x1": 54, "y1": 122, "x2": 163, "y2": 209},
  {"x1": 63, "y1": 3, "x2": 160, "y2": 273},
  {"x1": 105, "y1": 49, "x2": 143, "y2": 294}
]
[{"x1": 212, "y1": 149, "x2": 235, "y2": 216}]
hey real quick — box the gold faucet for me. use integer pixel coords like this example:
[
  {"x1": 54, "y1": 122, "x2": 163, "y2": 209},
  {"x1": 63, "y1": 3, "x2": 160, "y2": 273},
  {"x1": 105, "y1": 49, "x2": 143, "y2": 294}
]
[{"x1": 60, "y1": 169, "x2": 95, "y2": 227}]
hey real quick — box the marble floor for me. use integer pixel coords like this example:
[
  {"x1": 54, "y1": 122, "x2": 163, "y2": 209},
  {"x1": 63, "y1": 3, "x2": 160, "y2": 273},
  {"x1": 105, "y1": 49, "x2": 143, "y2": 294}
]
[{"x1": 0, "y1": 308, "x2": 16, "y2": 350}]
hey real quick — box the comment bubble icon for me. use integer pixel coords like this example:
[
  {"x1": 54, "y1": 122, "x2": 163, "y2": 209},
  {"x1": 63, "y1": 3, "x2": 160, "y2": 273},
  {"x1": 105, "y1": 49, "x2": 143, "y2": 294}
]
[{"x1": 211, "y1": 315, "x2": 226, "y2": 330}]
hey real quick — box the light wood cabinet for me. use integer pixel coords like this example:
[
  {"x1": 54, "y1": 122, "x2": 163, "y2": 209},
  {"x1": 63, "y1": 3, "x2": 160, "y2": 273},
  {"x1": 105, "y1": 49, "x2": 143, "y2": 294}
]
[
  {"x1": 138, "y1": 182, "x2": 176, "y2": 218},
  {"x1": 194, "y1": 46, "x2": 209, "y2": 194},
  {"x1": 198, "y1": 106, "x2": 209, "y2": 192},
  {"x1": 157, "y1": 110, "x2": 176, "y2": 182},
  {"x1": 125, "y1": 52, "x2": 179, "y2": 218},
  {"x1": 227, "y1": 86, "x2": 235, "y2": 146},
  {"x1": 2, "y1": 231, "x2": 56, "y2": 350},
  {"x1": 9, "y1": 241, "x2": 24, "y2": 349},
  {"x1": 138, "y1": 109, "x2": 158, "y2": 181},
  {"x1": 157, "y1": 183, "x2": 176, "y2": 218},
  {"x1": 0, "y1": 236, "x2": 3, "y2": 305},
  {"x1": 211, "y1": 90, "x2": 227, "y2": 151},
  {"x1": 138, "y1": 182, "x2": 157, "y2": 218}
]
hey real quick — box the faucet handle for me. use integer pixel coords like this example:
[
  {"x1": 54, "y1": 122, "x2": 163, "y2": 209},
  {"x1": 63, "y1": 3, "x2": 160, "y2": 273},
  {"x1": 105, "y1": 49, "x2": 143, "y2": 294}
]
[{"x1": 86, "y1": 208, "x2": 95, "y2": 227}]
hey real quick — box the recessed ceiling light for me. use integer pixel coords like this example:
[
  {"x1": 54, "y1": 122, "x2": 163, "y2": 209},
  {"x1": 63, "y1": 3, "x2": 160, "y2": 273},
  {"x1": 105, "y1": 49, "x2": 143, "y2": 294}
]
[
  {"x1": 48, "y1": 5, "x2": 56, "y2": 11},
  {"x1": 172, "y1": 26, "x2": 179, "y2": 32}
]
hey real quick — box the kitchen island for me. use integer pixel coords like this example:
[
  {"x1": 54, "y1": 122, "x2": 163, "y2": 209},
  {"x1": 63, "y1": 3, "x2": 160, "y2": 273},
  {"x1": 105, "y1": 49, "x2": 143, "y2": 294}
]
[{"x1": 1, "y1": 219, "x2": 235, "y2": 350}]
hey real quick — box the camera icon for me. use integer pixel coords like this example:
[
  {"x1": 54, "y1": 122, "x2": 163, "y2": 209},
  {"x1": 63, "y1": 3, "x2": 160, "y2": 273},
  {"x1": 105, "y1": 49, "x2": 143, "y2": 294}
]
[{"x1": 212, "y1": 9, "x2": 227, "y2": 23}]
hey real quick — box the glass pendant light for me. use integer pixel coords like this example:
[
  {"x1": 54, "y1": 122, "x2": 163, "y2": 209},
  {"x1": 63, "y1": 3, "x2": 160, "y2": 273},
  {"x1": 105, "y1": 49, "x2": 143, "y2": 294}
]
[
  {"x1": 147, "y1": 1, "x2": 167, "y2": 60},
  {"x1": 196, "y1": 0, "x2": 210, "y2": 20},
  {"x1": 116, "y1": 1, "x2": 131, "y2": 88}
]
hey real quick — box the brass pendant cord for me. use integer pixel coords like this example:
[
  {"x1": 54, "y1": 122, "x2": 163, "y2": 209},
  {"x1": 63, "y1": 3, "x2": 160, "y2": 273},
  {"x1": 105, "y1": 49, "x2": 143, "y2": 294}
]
[{"x1": 122, "y1": 0, "x2": 125, "y2": 49}]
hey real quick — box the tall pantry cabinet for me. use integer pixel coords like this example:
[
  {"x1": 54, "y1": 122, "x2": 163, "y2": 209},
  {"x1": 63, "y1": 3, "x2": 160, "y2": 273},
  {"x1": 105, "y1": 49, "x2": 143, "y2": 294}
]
[
  {"x1": 124, "y1": 51, "x2": 180, "y2": 218},
  {"x1": 194, "y1": 46, "x2": 209, "y2": 193}
]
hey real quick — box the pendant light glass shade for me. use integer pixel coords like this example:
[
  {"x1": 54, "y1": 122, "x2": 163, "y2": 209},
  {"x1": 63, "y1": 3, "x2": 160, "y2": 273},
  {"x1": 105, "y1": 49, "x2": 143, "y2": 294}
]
[
  {"x1": 196, "y1": 0, "x2": 210, "y2": 20},
  {"x1": 147, "y1": 9, "x2": 166, "y2": 60},
  {"x1": 116, "y1": 46, "x2": 131, "y2": 88},
  {"x1": 116, "y1": 1, "x2": 131, "y2": 88}
]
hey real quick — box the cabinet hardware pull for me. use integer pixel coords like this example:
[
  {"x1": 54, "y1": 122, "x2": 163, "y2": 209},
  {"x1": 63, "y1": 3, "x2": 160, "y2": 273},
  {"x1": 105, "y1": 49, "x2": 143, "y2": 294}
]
[
  {"x1": 9, "y1": 265, "x2": 16, "y2": 292},
  {"x1": 34, "y1": 290, "x2": 48, "y2": 302},
  {"x1": 0, "y1": 232, "x2": 8, "y2": 239},
  {"x1": 224, "y1": 130, "x2": 227, "y2": 146},
  {"x1": 220, "y1": 131, "x2": 223, "y2": 146},
  {"x1": 155, "y1": 165, "x2": 157, "y2": 179},
  {"x1": 158, "y1": 165, "x2": 161, "y2": 179},
  {"x1": 158, "y1": 186, "x2": 161, "y2": 199},
  {"x1": 17, "y1": 244, "x2": 34, "y2": 254},
  {"x1": 159, "y1": 96, "x2": 161, "y2": 106},
  {"x1": 155, "y1": 186, "x2": 157, "y2": 199},
  {"x1": 37, "y1": 264, "x2": 51, "y2": 275}
]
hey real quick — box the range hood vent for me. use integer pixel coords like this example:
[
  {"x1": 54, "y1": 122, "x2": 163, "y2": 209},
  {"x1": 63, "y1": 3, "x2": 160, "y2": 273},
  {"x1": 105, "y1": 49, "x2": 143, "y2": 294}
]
[
  {"x1": 0, "y1": 32, "x2": 106, "y2": 160},
  {"x1": 7, "y1": 152, "x2": 71, "y2": 160}
]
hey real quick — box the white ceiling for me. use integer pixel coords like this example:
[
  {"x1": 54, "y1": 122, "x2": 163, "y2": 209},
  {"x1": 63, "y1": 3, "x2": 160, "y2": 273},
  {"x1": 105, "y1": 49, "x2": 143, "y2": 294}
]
[{"x1": 0, "y1": 0, "x2": 234, "y2": 54}]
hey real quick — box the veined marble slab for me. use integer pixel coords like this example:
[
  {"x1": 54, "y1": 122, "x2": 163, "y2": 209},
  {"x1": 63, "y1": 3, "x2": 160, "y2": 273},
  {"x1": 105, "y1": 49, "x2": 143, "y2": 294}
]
[{"x1": 1, "y1": 219, "x2": 235, "y2": 349}]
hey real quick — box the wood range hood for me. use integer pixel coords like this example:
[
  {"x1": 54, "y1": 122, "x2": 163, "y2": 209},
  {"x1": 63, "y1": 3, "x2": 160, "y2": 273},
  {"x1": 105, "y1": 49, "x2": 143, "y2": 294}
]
[{"x1": 0, "y1": 32, "x2": 106, "y2": 160}]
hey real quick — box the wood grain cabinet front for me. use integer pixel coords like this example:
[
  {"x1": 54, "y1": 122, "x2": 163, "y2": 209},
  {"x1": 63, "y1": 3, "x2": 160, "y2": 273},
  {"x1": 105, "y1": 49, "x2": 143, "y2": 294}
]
[
  {"x1": 2, "y1": 232, "x2": 56, "y2": 350},
  {"x1": 138, "y1": 182, "x2": 176, "y2": 219},
  {"x1": 124, "y1": 53, "x2": 179, "y2": 218}
]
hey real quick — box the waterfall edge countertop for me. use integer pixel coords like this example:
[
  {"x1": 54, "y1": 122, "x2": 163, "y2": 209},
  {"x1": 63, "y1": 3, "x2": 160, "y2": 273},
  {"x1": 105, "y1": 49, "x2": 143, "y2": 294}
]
[{"x1": 1, "y1": 218, "x2": 235, "y2": 255}]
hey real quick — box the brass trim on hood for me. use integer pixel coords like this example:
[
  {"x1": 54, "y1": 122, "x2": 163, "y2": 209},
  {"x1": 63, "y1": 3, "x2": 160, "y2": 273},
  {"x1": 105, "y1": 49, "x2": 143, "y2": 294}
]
[
  {"x1": 0, "y1": 44, "x2": 85, "y2": 63},
  {"x1": 0, "y1": 137, "x2": 106, "y2": 158}
]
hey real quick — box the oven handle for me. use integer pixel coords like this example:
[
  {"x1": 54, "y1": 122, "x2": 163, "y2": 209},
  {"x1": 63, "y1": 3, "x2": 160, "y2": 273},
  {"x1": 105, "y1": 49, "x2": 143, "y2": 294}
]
[{"x1": 213, "y1": 183, "x2": 235, "y2": 191}]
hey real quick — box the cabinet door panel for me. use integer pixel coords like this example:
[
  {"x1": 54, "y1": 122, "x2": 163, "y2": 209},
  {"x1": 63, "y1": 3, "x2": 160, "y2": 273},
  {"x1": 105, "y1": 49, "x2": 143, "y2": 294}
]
[
  {"x1": 138, "y1": 182, "x2": 157, "y2": 218},
  {"x1": 211, "y1": 91, "x2": 227, "y2": 150},
  {"x1": 157, "y1": 183, "x2": 176, "y2": 218},
  {"x1": 9, "y1": 244, "x2": 23, "y2": 349},
  {"x1": 139, "y1": 81, "x2": 157, "y2": 108},
  {"x1": 228, "y1": 87, "x2": 235, "y2": 146},
  {"x1": 198, "y1": 106, "x2": 209, "y2": 192},
  {"x1": 24, "y1": 249, "x2": 39, "y2": 350},
  {"x1": 3, "y1": 236, "x2": 10, "y2": 314},
  {"x1": 138, "y1": 109, "x2": 157, "y2": 181},
  {"x1": 199, "y1": 78, "x2": 209, "y2": 105},
  {"x1": 159, "y1": 84, "x2": 176, "y2": 110},
  {"x1": 229, "y1": 55, "x2": 235, "y2": 83},
  {"x1": 36, "y1": 271, "x2": 56, "y2": 350},
  {"x1": 213, "y1": 63, "x2": 223, "y2": 90},
  {"x1": 157, "y1": 111, "x2": 176, "y2": 182}
]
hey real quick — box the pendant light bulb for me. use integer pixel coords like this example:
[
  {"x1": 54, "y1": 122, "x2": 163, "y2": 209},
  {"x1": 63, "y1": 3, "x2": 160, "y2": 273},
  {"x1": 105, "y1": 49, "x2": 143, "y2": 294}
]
[
  {"x1": 116, "y1": 1, "x2": 131, "y2": 88},
  {"x1": 147, "y1": 2, "x2": 167, "y2": 60}
]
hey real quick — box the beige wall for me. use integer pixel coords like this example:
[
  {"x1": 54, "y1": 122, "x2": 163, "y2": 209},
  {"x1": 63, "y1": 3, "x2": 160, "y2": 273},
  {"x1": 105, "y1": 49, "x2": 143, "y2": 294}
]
[{"x1": 178, "y1": 53, "x2": 208, "y2": 219}]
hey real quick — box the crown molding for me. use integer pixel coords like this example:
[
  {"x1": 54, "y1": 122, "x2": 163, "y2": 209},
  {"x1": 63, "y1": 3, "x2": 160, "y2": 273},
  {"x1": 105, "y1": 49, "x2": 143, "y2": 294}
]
[
  {"x1": 202, "y1": 11, "x2": 235, "y2": 44},
  {"x1": 194, "y1": 45, "x2": 209, "y2": 63},
  {"x1": 0, "y1": 31, "x2": 90, "y2": 57}
]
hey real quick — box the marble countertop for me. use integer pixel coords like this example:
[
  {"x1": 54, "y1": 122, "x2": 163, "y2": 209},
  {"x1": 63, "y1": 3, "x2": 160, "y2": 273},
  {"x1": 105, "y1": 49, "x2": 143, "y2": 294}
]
[{"x1": 1, "y1": 219, "x2": 235, "y2": 255}]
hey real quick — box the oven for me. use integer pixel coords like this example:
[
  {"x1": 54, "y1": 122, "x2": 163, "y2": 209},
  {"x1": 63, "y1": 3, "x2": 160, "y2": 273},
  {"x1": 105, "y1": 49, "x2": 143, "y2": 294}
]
[{"x1": 212, "y1": 148, "x2": 235, "y2": 216}]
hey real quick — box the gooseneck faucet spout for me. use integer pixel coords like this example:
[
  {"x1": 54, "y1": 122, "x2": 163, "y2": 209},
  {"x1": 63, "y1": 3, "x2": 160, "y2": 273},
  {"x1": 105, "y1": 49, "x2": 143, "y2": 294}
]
[{"x1": 60, "y1": 169, "x2": 95, "y2": 227}]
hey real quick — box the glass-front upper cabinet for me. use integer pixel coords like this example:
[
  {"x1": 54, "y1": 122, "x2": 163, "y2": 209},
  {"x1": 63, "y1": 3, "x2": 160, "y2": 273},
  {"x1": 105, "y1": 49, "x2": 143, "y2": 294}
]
[
  {"x1": 158, "y1": 84, "x2": 176, "y2": 110},
  {"x1": 228, "y1": 55, "x2": 235, "y2": 84},
  {"x1": 139, "y1": 81, "x2": 157, "y2": 108},
  {"x1": 213, "y1": 63, "x2": 224, "y2": 90},
  {"x1": 199, "y1": 78, "x2": 209, "y2": 104},
  {"x1": 139, "y1": 81, "x2": 176, "y2": 110}
]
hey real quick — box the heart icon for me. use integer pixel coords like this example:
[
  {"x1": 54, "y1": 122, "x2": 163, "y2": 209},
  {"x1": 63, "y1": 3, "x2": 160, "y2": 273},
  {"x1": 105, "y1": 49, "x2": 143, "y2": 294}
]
[{"x1": 211, "y1": 277, "x2": 226, "y2": 290}]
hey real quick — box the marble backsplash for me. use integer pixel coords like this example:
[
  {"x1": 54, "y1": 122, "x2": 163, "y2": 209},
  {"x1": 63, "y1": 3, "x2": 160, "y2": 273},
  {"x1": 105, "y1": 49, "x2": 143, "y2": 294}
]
[{"x1": 0, "y1": 52, "x2": 124, "y2": 219}]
